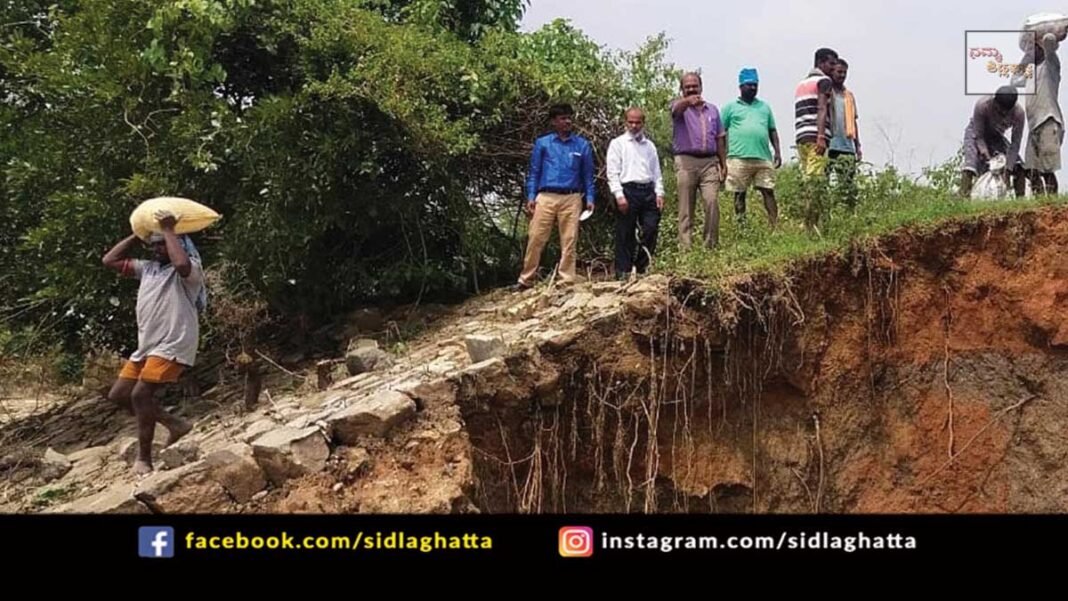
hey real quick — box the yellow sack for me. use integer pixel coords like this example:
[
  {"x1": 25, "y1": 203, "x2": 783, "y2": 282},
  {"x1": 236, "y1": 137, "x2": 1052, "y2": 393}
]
[{"x1": 130, "y1": 197, "x2": 221, "y2": 241}]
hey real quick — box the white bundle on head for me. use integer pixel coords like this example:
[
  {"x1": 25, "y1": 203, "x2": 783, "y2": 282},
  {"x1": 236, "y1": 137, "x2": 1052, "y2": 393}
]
[
  {"x1": 1025, "y1": 12, "x2": 1068, "y2": 27},
  {"x1": 129, "y1": 196, "x2": 221, "y2": 241},
  {"x1": 1020, "y1": 13, "x2": 1068, "y2": 50}
]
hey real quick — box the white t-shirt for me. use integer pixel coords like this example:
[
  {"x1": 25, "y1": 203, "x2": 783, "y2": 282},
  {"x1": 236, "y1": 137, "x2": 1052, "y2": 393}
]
[{"x1": 128, "y1": 258, "x2": 203, "y2": 366}]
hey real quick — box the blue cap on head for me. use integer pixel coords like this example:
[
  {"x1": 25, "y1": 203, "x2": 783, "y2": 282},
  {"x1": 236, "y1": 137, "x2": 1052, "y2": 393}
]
[{"x1": 739, "y1": 68, "x2": 759, "y2": 85}]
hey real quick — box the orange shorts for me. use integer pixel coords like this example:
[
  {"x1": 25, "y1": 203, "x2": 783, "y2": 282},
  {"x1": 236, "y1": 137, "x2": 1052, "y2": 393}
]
[{"x1": 118, "y1": 356, "x2": 185, "y2": 384}]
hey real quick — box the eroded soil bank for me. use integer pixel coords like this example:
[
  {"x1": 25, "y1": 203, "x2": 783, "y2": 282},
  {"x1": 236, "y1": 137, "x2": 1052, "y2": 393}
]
[{"x1": 465, "y1": 208, "x2": 1068, "y2": 513}]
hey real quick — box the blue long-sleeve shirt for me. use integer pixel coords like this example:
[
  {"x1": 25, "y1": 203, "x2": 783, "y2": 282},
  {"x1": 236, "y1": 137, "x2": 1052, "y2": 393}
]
[{"x1": 525, "y1": 133, "x2": 596, "y2": 204}]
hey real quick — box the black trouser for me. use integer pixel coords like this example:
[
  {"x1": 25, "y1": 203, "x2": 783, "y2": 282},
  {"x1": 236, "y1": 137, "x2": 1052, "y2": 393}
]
[{"x1": 615, "y1": 182, "x2": 660, "y2": 277}]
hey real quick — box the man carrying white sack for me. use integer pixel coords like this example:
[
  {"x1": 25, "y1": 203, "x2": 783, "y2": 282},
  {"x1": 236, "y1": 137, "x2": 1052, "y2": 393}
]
[
  {"x1": 1016, "y1": 15, "x2": 1068, "y2": 195},
  {"x1": 102, "y1": 209, "x2": 206, "y2": 475}
]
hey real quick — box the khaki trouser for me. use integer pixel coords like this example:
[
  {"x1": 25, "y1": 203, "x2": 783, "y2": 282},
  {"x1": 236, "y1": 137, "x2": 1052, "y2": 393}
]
[
  {"x1": 519, "y1": 192, "x2": 582, "y2": 286},
  {"x1": 674, "y1": 155, "x2": 721, "y2": 249}
]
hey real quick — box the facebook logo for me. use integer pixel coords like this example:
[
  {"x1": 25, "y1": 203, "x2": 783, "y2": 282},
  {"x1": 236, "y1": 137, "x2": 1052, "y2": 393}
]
[{"x1": 138, "y1": 526, "x2": 175, "y2": 559}]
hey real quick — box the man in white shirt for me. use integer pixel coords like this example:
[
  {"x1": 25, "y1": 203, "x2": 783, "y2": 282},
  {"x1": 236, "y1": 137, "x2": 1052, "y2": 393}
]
[
  {"x1": 607, "y1": 108, "x2": 665, "y2": 280},
  {"x1": 1024, "y1": 28, "x2": 1065, "y2": 195}
]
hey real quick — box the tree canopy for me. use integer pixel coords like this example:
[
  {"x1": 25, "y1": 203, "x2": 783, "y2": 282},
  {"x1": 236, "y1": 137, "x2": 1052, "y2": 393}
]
[{"x1": 0, "y1": 0, "x2": 677, "y2": 356}]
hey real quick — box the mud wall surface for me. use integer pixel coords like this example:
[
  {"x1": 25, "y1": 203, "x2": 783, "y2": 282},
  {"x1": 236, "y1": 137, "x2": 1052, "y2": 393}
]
[{"x1": 464, "y1": 209, "x2": 1068, "y2": 514}]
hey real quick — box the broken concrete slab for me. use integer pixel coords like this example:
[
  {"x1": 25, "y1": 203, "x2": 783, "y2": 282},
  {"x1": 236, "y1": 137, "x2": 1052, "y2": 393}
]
[
  {"x1": 456, "y1": 357, "x2": 506, "y2": 379},
  {"x1": 134, "y1": 462, "x2": 232, "y2": 513},
  {"x1": 251, "y1": 427, "x2": 330, "y2": 485},
  {"x1": 536, "y1": 328, "x2": 582, "y2": 351},
  {"x1": 396, "y1": 378, "x2": 457, "y2": 410},
  {"x1": 47, "y1": 483, "x2": 148, "y2": 514},
  {"x1": 464, "y1": 334, "x2": 506, "y2": 363},
  {"x1": 159, "y1": 440, "x2": 200, "y2": 471},
  {"x1": 328, "y1": 390, "x2": 417, "y2": 443},
  {"x1": 203, "y1": 443, "x2": 267, "y2": 504}
]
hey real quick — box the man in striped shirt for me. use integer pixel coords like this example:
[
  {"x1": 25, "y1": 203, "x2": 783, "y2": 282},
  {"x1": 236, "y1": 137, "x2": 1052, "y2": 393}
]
[{"x1": 795, "y1": 48, "x2": 838, "y2": 178}]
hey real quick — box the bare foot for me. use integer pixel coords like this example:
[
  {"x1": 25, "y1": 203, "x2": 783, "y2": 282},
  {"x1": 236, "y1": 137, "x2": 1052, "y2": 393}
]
[
  {"x1": 164, "y1": 418, "x2": 193, "y2": 446},
  {"x1": 132, "y1": 460, "x2": 153, "y2": 476}
]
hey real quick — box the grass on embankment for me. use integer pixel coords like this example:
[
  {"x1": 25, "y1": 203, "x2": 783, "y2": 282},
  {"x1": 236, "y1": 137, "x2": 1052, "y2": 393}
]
[{"x1": 655, "y1": 161, "x2": 1068, "y2": 283}]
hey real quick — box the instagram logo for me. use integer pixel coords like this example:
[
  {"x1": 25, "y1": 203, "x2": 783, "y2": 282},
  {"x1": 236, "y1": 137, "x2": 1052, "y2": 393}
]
[{"x1": 559, "y1": 526, "x2": 594, "y2": 557}]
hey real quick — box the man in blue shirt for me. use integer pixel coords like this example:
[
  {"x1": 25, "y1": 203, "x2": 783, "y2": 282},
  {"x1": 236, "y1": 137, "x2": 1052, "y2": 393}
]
[{"x1": 517, "y1": 103, "x2": 596, "y2": 290}]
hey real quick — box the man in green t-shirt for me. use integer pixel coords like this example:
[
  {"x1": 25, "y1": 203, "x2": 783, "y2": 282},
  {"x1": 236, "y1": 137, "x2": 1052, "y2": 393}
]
[{"x1": 721, "y1": 68, "x2": 782, "y2": 228}]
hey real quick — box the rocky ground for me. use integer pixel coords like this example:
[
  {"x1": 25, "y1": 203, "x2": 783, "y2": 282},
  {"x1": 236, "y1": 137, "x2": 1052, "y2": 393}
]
[{"x1": 0, "y1": 276, "x2": 664, "y2": 514}]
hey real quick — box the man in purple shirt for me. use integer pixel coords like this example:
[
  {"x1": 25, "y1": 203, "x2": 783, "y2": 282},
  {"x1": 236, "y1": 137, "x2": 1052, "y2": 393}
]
[{"x1": 671, "y1": 72, "x2": 727, "y2": 249}]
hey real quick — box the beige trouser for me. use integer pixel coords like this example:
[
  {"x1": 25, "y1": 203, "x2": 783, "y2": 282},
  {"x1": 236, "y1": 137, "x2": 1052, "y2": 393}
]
[
  {"x1": 674, "y1": 155, "x2": 721, "y2": 249},
  {"x1": 519, "y1": 192, "x2": 582, "y2": 286}
]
